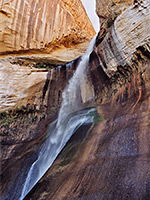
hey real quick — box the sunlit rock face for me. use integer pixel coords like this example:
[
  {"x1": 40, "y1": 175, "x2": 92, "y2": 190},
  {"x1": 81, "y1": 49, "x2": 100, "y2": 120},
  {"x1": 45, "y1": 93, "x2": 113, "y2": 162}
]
[
  {"x1": 95, "y1": 0, "x2": 150, "y2": 76},
  {"x1": 0, "y1": 0, "x2": 95, "y2": 54},
  {"x1": 0, "y1": 0, "x2": 96, "y2": 114}
]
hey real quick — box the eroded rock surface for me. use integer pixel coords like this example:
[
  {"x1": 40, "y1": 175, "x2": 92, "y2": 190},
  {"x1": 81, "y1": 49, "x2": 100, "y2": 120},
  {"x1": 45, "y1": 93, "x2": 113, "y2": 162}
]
[
  {"x1": 95, "y1": 1, "x2": 150, "y2": 75},
  {"x1": 1, "y1": 0, "x2": 149, "y2": 114},
  {"x1": 0, "y1": 0, "x2": 95, "y2": 54}
]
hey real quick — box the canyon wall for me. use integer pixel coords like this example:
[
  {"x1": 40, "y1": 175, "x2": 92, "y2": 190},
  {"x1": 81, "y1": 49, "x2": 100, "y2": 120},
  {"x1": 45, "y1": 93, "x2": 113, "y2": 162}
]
[
  {"x1": 0, "y1": 0, "x2": 96, "y2": 114},
  {"x1": 0, "y1": 0, "x2": 95, "y2": 54},
  {"x1": 23, "y1": 1, "x2": 150, "y2": 199},
  {"x1": 1, "y1": 0, "x2": 150, "y2": 200}
]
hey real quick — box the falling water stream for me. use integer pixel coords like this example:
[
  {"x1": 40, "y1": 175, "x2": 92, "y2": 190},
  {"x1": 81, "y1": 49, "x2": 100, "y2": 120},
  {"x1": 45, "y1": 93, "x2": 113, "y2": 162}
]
[{"x1": 20, "y1": 35, "x2": 97, "y2": 200}]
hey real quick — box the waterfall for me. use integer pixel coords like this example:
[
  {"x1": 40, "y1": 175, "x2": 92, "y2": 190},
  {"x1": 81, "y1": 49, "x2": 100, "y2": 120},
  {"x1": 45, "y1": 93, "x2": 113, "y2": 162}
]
[{"x1": 20, "y1": 35, "x2": 97, "y2": 200}]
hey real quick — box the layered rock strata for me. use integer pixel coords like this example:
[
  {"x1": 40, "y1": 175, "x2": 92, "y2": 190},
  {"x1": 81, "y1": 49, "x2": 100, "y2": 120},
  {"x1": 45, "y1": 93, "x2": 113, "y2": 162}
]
[{"x1": 0, "y1": 0, "x2": 95, "y2": 54}]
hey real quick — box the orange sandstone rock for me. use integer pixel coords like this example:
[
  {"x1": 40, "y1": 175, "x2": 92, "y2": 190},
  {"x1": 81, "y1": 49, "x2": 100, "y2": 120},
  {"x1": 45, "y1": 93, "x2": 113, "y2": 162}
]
[{"x1": 0, "y1": 0, "x2": 95, "y2": 54}]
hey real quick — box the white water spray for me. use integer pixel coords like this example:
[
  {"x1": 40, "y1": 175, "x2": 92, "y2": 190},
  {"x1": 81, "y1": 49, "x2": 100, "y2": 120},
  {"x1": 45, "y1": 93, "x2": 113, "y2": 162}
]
[{"x1": 20, "y1": 35, "x2": 97, "y2": 200}]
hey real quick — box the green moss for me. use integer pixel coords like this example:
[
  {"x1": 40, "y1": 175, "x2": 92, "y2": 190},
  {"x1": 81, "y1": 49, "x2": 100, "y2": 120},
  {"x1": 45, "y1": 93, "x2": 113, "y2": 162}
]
[
  {"x1": 82, "y1": 114, "x2": 106, "y2": 143},
  {"x1": 56, "y1": 108, "x2": 106, "y2": 167},
  {"x1": 93, "y1": 115, "x2": 105, "y2": 123},
  {"x1": 107, "y1": 9, "x2": 122, "y2": 29},
  {"x1": 107, "y1": 17, "x2": 114, "y2": 29},
  {"x1": 2, "y1": 119, "x2": 11, "y2": 126},
  {"x1": 0, "y1": 107, "x2": 40, "y2": 127},
  {"x1": 34, "y1": 62, "x2": 57, "y2": 70}
]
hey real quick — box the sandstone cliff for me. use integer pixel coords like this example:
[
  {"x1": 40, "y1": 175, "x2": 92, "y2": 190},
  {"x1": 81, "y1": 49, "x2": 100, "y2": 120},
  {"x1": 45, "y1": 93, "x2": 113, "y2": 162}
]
[
  {"x1": 0, "y1": 0, "x2": 96, "y2": 114},
  {"x1": 0, "y1": 0, "x2": 95, "y2": 54},
  {"x1": 1, "y1": 0, "x2": 150, "y2": 200}
]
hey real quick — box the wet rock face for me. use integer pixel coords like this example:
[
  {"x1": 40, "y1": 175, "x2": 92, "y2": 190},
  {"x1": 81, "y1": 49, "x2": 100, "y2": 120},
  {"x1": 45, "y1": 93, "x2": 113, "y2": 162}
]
[
  {"x1": 0, "y1": 0, "x2": 95, "y2": 54},
  {"x1": 23, "y1": 1, "x2": 150, "y2": 199},
  {"x1": 24, "y1": 84, "x2": 150, "y2": 200},
  {"x1": 0, "y1": 56, "x2": 80, "y2": 172},
  {"x1": 24, "y1": 22, "x2": 150, "y2": 199}
]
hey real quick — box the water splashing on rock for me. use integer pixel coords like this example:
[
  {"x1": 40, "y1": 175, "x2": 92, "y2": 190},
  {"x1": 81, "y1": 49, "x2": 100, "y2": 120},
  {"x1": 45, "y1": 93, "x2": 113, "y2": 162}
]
[{"x1": 20, "y1": 35, "x2": 97, "y2": 200}]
